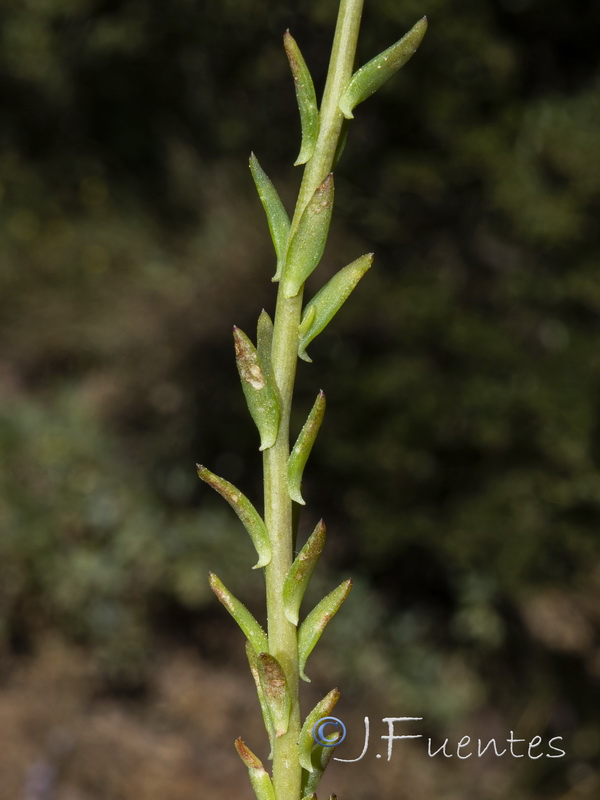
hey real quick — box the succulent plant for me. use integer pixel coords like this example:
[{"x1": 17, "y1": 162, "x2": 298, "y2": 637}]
[{"x1": 198, "y1": 2, "x2": 426, "y2": 797}]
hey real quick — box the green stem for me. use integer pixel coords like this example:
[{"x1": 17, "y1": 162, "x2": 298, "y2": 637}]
[{"x1": 262, "y1": 1, "x2": 365, "y2": 798}]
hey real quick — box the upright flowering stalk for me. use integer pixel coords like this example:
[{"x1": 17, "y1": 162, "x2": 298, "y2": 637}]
[{"x1": 198, "y1": 2, "x2": 426, "y2": 798}]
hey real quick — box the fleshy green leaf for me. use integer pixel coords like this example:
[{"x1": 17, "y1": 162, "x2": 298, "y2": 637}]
[
  {"x1": 209, "y1": 572, "x2": 269, "y2": 654},
  {"x1": 299, "y1": 253, "x2": 374, "y2": 362},
  {"x1": 235, "y1": 738, "x2": 277, "y2": 800},
  {"x1": 283, "y1": 519, "x2": 326, "y2": 625},
  {"x1": 284, "y1": 30, "x2": 320, "y2": 166},
  {"x1": 234, "y1": 326, "x2": 280, "y2": 451},
  {"x1": 197, "y1": 465, "x2": 271, "y2": 568},
  {"x1": 246, "y1": 642, "x2": 275, "y2": 758},
  {"x1": 250, "y1": 153, "x2": 291, "y2": 281},
  {"x1": 298, "y1": 687, "x2": 340, "y2": 771},
  {"x1": 258, "y1": 652, "x2": 292, "y2": 738},
  {"x1": 339, "y1": 17, "x2": 428, "y2": 119},
  {"x1": 287, "y1": 392, "x2": 326, "y2": 505},
  {"x1": 283, "y1": 174, "x2": 334, "y2": 299},
  {"x1": 298, "y1": 579, "x2": 352, "y2": 681}
]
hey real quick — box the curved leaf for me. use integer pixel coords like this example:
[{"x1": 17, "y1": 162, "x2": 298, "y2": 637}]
[
  {"x1": 283, "y1": 519, "x2": 326, "y2": 625},
  {"x1": 197, "y1": 465, "x2": 271, "y2": 568},
  {"x1": 339, "y1": 17, "x2": 428, "y2": 119},
  {"x1": 299, "y1": 253, "x2": 373, "y2": 362},
  {"x1": 209, "y1": 572, "x2": 269, "y2": 654},
  {"x1": 298, "y1": 579, "x2": 352, "y2": 681},
  {"x1": 250, "y1": 153, "x2": 291, "y2": 281},
  {"x1": 235, "y1": 738, "x2": 277, "y2": 800},
  {"x1": 284, "y1": 31, "x2": 319, "y2": 166},
  {"x1": 287, "y1": 392, "x2": 326, "y2": 504}
]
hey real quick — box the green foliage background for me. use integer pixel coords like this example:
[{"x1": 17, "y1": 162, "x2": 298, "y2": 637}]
[{"x1": 1, "y1": 0, "x2": 599, "y2": 795}]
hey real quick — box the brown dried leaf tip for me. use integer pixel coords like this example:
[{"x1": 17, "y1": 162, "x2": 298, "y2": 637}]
[{"x1": 235, "y1": 737, "x2": 264, "y2": 770}]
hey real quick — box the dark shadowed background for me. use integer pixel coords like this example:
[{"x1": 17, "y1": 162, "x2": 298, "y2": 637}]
[{"x1": 1, "y1": 0, "x2": 599, "y2": 798}]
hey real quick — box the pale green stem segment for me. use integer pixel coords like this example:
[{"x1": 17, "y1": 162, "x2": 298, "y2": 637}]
[
  {"x1": 339, "y1": 16, "x2": 428, "y2": 119},
  {"x1": 258, "y1": 652, "x2": 293, "y2": 738},
  {"x1": 283, "y1": 174, "x2": 335, "y2": 299},
  {"x1": 250, "y1": 153, "x2": 291, "y2": 282},
  {"x1": 283, "y1": 519, "x2": 327, "y2": 625},
  {"x1": 235, "y1": 738, "x2": 277, "y2": 800},
  {"x1": 197, "y1": 465, "x2": 271, "y2": 569},
  {"x1": 298, "y1": 253, "x2": 374, "y2": 362},
  {"x1": 297, "y1": 686, "x2": 340, "y2": 771},
  {"x1": 234, "y1": 325, "x2": 281, "y2": 451},
  {"x1": 298, "y1": 578, "x2": 353, "y2": 682},
  {"x1": 263, "y1": 1, "x2": 366, "y2": 798},
  {"x1": 246, "y1": 642, "x2": 275, "y2": 758},
  {"x1": 208, "y1": 572, "x2": 269, "y2": 654},
  {"x1": 284, "y1": 31, "x2": 320, "y2": 166},
  {"x1": 287, "y1": 393, "x2": 327, "y2": 505}
]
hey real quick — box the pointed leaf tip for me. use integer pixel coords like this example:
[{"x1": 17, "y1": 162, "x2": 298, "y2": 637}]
[
  {"x1": 249, "y1": 153, "x2": 291, "y2": 281},
  {"x1": 287, "y1": 392, "x2": 326, "y2": 504},
  {"x1": 283, "y1": 174, "x2": 334, "y2": 298},
  {"x1": 298, "y1": 686, "x2": 340, "y2": 771},
  {"x1": 197, "y1": 464, "x2": 271, "y2": 568},
  {"x1": 283, "y1": 518, "x2": 326, "y2": 625},
  {"x1": 235, "y1": 737, "x2": 263, "y2": 770},
  {"x1": 298, "y1": 578, "x2": 352, "y2": 681},
  {"x1": 235, "y1": 738, "x2": 277, "y2": 800},
  {"x1": 339, "y1": 17, "x2": 428, "y2": 119},
  {"x1": 299, "y1": 253, "x2": 373, "y2": 362},
  {"x1": 209, "y1": 572, "x2": 269, "y2": 654},
  {"x1": 284, "y1": 31, "x2": 319, "y2": 165}
]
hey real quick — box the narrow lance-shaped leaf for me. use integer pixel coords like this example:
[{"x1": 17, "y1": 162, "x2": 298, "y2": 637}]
[
  {"x1": 287, "y1": 392, "x2": 326, "y2": 505},
  {"x1": 208, "y1": 572, "x2": 268, "y2": 653},
  {"x1": 235, "y1": 738, "x2": 277, "y2": 800},
  {"x1": 246, "y1": 642, "x2": 275, "y2": 758},
  {"x1": 250, "y1": 153, "x2": 291, "y2": 281},
  {"x1": 283, "y1": 174, "x2": 334, "y2": 299},
  {"x1": 298, "y1": 579, "x2": 352, "y2": 682},
  {"x1": 298, "y1": 687, "x2": 340, "y2": 771},
  {"x1": 298, "y1": 253, "x2": 373, "y2": 363},
  {"x1": 284, "y1": 30, "x2": 319, "y2": 166},
  {"x1": 234, "y1": 326, "x2": 280, "y2": 451},
  {"x1": 339, "y1": 17, "x2": 428, "y2": 119},
  {"x1": 209, "y1": 572, "x2": 269, "y2": 654},
  {"x1": 283, "y1": 519, "x2": 326, "y2": 625},
  {"x1": 197, "y1": 465, "x2": 271, "y2": 568},
  {"x1": 258, "y1": 653, "x2": 292, "y2": 737}
]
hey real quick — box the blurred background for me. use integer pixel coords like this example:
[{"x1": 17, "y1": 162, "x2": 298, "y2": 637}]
[{"x1": 1, "y1": 0, "x2": 599, "y2": 797}]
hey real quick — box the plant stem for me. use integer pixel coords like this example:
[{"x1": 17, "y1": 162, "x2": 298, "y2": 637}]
[{"x1": 263, "y1": 1, "x2": 365, "y2": 798}]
